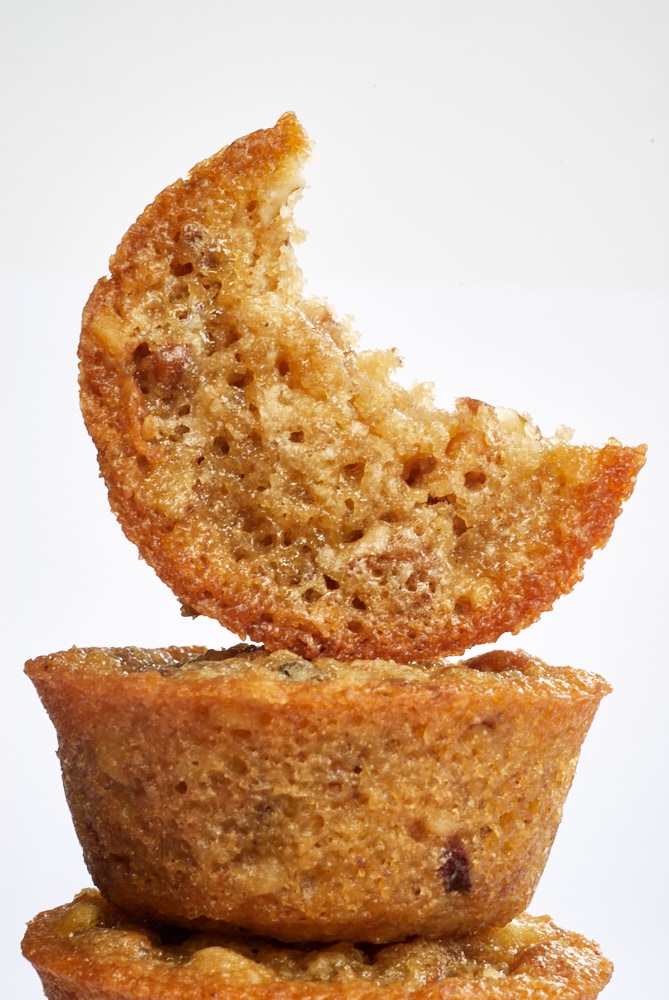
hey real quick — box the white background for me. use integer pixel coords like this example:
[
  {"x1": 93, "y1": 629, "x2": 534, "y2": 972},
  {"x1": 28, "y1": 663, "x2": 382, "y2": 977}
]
[{"x1": 2, "y1": 2, "x2": 667, "y2": 997}]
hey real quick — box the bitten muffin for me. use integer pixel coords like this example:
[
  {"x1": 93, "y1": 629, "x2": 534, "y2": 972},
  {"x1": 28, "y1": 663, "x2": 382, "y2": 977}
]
[
  {"x1": 26, "y1": 644, "x2": 609, "y2": 943},
  {"x1": 22, "y1": 889, "x2": 614, "y2": 1000},
  {"x1": 78, "y1": 111, "x2": 645, "y2": 662}
]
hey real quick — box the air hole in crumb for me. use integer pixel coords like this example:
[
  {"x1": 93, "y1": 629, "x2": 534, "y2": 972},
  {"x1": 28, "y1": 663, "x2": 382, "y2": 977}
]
[
  {"x1": 289, "y1": 430, "x2": 305, "y2": 443},
  {"x1": 177, "y1": 404, "x2": 191, "y2": 417},
  {"x1": 275, "y1": 353, "x2": 290, "y2": 377},
  {"x1": 217, "y1": 326, "x2": 241, "y2": 349},
  {"x1": 137, "y1": 455, "x2": 152, "y2": 474},
  {"x1": 246, "y1": 200, "x2": 258, "y2": 213},
  {"x1": 134, "y1": 342, "x2": 150, "y2": 360},
  {"x1": 347, "y1": 620, "x2": 364, "y2": 633},
  {"x1": 228, "y1": 370, "x2": 253, "y2": 390},
  {"x1": 454, "y1": 596, "x2": 473, "y2": 615},
  {"x1": 170, "y1": 260, "x2": 194, "y2": 277},
  {"x1": 403, "y1": 454, "x2": 437, "y2": 487},
  {"x1": 452, "y1": 515, "x2": 468, "y2": 537},
  {"x1": 343, "y1": 461, "x2": 365, "y2": 482},
  {"x1": 345, "y1": 498, "x2": 355, "y2": 513},
  {"x1": 344, "y1": 529, "x2": 364, "y2": 543},
  {"x1": 351, "y1": 596, "x2": 366, "y2": 610},
  {"x1": 464, "y1": 470, "x2": 487, "y2": 489},
  {"x1": 302, "y1": 588, "x2": 321, "y2": 604},
  {"x1": 323, "y1": 575, "x2": 340, "y2": 591},
  {"x1": 175, "y1": 781, "x2": 188, "y2": 794},
  {"x1": 214, "y1": 436, "x2": 230, "y2": 455}
]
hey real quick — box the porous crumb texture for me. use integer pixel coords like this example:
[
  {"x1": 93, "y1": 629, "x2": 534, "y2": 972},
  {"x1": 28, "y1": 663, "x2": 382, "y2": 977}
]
[
  {"x1": 22, "y1": 889, "x2": 614, "y2": 1000},
  {"x1": 25, "y1": 645, "x2": 610, "y2": 943},
  {"x1": 78, "y1": 113, "x2": 645, "y2": 660}
]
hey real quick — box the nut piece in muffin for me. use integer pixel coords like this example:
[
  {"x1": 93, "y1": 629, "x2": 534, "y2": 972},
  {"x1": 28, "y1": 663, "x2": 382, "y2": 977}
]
[
  {"x1": 26, "y1": 644, "x2": 610, "y2": 943},
  {"x1": 22, "y1": 888, "x2": 614, "y2": 1000},
  {"x1": 78, "y1": 112, "x2": 646, "y2": 661}
]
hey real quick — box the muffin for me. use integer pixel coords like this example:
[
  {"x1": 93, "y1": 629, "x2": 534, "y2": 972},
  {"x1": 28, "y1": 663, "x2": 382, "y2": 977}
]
[
  {"x1": 22, "y1": 888, "x2": 614, "y2": 1000},
  {"x1": 26, "y1": 644, "x2": 609, "y2": 943},
  {"x1": 78, "y1": 111, "x2": 645, "y2": 662}
]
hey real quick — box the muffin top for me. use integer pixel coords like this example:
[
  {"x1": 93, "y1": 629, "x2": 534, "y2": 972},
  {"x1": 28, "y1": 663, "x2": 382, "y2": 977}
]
[{"x1": 78, "y1": 112, "x2": 644, "y2": 661}]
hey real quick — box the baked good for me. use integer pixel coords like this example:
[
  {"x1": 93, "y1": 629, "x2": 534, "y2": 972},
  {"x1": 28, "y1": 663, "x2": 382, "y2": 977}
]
[
  {"x1": 25, "y1": 644, "x2": 609, "y2": 943},
  {"x1": 22, "y1": 888, "x2": 614, "y2": 1000},
  {"x1": 78, "y1": 111, "x2": 646, "y2": 661}
]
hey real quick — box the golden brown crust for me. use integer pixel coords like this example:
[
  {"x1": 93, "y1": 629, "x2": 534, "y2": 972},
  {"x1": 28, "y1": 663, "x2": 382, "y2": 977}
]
[
  {"x1": 78, "y1": 113, "x2": 645, "y2": 661},
  {"x1": 22, "y1": 889, "x2": 614, "y2": 1000},
  {"x1": 26, "y1": 644, "x2": 609, "y2": 943}
]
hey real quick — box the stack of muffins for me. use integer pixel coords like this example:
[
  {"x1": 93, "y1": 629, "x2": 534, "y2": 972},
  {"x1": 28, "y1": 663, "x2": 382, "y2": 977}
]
[{"x1": 22, "y1": 114, "x2": 645, "y2": 999}]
